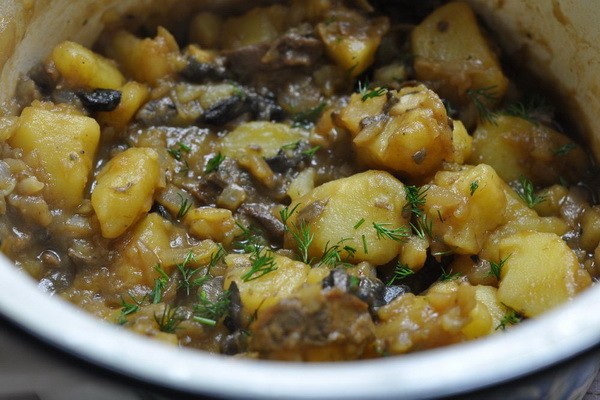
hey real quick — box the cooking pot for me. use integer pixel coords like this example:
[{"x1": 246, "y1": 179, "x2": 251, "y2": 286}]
[{"x1": 1, "y1": 1, "x2": 600, "y2": 399}]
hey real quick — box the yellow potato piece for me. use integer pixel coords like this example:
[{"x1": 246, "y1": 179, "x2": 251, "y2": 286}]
[
  {"x1": 96, "y1": 81, "x2": 149, "y2": 131},
  {"x1": 337, "y1": 85, "x2": 454, "y2": 179},
  {"x1": 9, "y1": 103, "x2": 100, "y2": 210},
  {"x1": 105, "y1": 27, "x2": 179, "y2": 85},
  {"x1": 51, "y1": 41, "x2": 125, "y2": 89},
  {"x1": 469, "y1": 115, "x2": 590, "y2": 186},
  {"x1": 221, "y1": 5, "x2": 288, "y2": 49},
  {"x1": 412, "y1": 1, "x2": 508, "y2": 105},
  {"x1": 220, "y1": 121, "x2": 307, "y2": 160},
  {"x1": 498, "y1": 231, "x2": 592, "y2": 317},
  {"x1": 224, "y1": 253, "x2": 310, "y2": 315},
  {"x1": 91, "y1": 147, "x2": 161, "y2": 239},
  {"x1": 285, "y1": 170, "x2": 408, "y2": 266},
  {"x1": 317, "y1": 11, "x2": 389, "y2": 76},
  {"x1": 425, "y1": 164, "x2": 507, "y2": 254}
]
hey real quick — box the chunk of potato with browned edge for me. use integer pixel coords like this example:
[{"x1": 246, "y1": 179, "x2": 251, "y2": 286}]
[
  {"x1": 51, "y1": 41, "x2": 125, "y2": 89},
  {"x1": 423, "y1": 164, "x2": 507, "y2": 255},
  {"x1": 96, "y1": 81, "x2": 149, "y2": 131},
  {"x1": 317, "y1": 9, "x2": 389, "y2": 77},
  {"x1": 8, "y1": 102, "x2": 100, "y2": 210},
  {"x1": 336, "y1": 85, "x2": 453, "y2": 179},
  {"x1": 113, "y1": 213, "x2": 219, "y2": 288},
  {"x1": 221, "y1": 5, "x2": 288, "y2": 49},
  {"x1": 91, "y1": 147, "x2": 161, "y2": 239},
  {"x1": 184, "y1": 207, "x2": 242, "y2": 247},
  {"x1": 497, "y1": 231, "x2": 591, "y2": 317},
  {"x1": 375, "y1": 280, "x2": 476, "y2": 354},
  {"x1": 224, "y1": 253, "x2": 311, "y2": 316},
  {"x1": 284, "y1": 170, "x2": 408, "y2": 266},
  {"x1": 468, "y1": 115, "x2": 590, "y2": 187},
  {"x1": 104, "y1": 27, "x2": 180, "y2": 85},
  {"x1": 411, "y1": 1, "x2": 508, "y2": 105}
]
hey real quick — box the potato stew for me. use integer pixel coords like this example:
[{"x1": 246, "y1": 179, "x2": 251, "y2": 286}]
[{"x1": 0, "y1": 0, "x2": 597, "y2": 361}]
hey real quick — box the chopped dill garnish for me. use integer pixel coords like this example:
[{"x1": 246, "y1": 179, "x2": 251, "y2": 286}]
[
  {"x1": 387, "y1": 262, "x2": 415, "y2": 285},
  {"x1": 411, "y1": 213, "x2": 433, "y2": 239},
  {"x1": 319, "y1": 238, "x2": 355, "y2": 267},
  {"x1": 488, "y1": 254, "x2": 511, "y2": 280},
  {"x1": 193, "y1": 290, "x2": 230, "y2": 326},
  {"x1": 176, "y1": 251, "x2": 202, "y2": 296},
  {"x1": 553, "y1": 142, "x2": 576, "y2": 157},
  {"x1": 496, "y1": 309, "x2": 522, "y2": 331},
  {"x1": 204, "y1": 152, "x2": 225, "y2": 174},
  {"x1": 167, "y1": 142, "x2": 191, "y2": 161},
  {"x1": 373, "y1": 222, "x2": 410, "y2": 242},
  {"x1": 154, "y1": 304, "x2": 183, "y2": 333},
  {"x1": 302, "y1": 145, "x2": 321, "y2": 158},
  {"x1": 467, "y1": 85, "x2": 498, "y2": 124},
  {"x1": 176, "y1": 193, "x2": 193, "y2": 219},
  {"x1": 470, "y1": 180, "x2": 479, "y2": 196},
  {"x1": 361, "y1": 87, "x2": 388, "y2": 102},
  {"x1": 150, "y1": 264, "x2": 170, "y2": 304},
  {"x1": 403, "y1": 185, "x2": 429, "y2": 215},
  {"x1": 440, "y1": 267, "x2": 461, "y2": 281},
  {"x1": 241, "y1": 247, "x2": 278, "y2": 282},
  {"x1": 281, "y1": 141, "x2": 300, "y2": 151},
  {"x1": 354, "y1": 218, "x2": 366, "y2": 230},
  {"x1": 516, "y1": 176, "x2": 546, "y2": 208},
  {"x1": 361, "y1": 234, "x2": 368, "y2": 254},
  {"x1": 292, "y1": 102, "x2": 326, "y2": 128},
  {"x1": 280, "y1": 204, "x2": 314, "y2": 264}
]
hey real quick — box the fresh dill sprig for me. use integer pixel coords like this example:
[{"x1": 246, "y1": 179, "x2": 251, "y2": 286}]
[
  {"x1": 553, "y1": 142, "x2": 576, "y2": 157},
  {"x1": 362, "y1": 87, "x2": 387, "y2": 102},
  {"x1": 167, "y1": 142, "x2": 191, "y2": 161},
  {"x1": 207, "y1": 244, "x2": 226, "y2": 272},
  {"x1": 154, "y1": 304, "x2": 183, "y2": 333},
  {"x1": 302, "y1": 145, "x2": 321, "y2": 158},
  {"x1": 403, "y1": 185, "x2": 429, "y2": 215},
  {"x1": 279, "y1": 204, "x2": 314, "y2": 264},
  {"x1": 319, "y1": 238, "x2": 355, "y2": 267},
  {"x1": 373, "y1": 222, "x2": 410, "y2": 242},
  {"x1": 176, "y1": 251, "x2": 204, "y2": 296},
  {"x1": 204, "y1": 152, "x2": 225, "y2": 173},
  {"x1": 176, "y1": 193, "x2": 193, "y2": 220},
  {"x1": 292, "y1": 102, "x2": 326, "y2": 128},
  {"x1": 470, "y1": 180, "x2": 479, "y2": 196},
  {"x1": 386, "y1": 262, "x2": 415, "y2": 285},
  {"x1": 496, "y1": 308, "x2": 522, "y2": 331},
  {"x1": 150, "y1": 264, "x2": 170, "y2": 304},
  {"x1": 488, "y1": 254, "x2": 511, "y2": 280},
  {"x1": 411, "y1": 213, "x2": 433, "y2": 239},
  {"x1": 467, "y1": 85, "x2": 498, "y2": 124},
  {"x1": 241, "y1": 247, "x2": 278, "y2": 282},
  {"x1": 193, "y1": 290, "x2": 230, "y2": 326},
  {"x1": 502, "y1": 94, "x2": 552, "y2": 125},
  {"x1": 440, "y1": 266, "x2": 461, "y2": 281},
  {"x1": 516, "y1": 176, "x2": 546, "y2": 208}
]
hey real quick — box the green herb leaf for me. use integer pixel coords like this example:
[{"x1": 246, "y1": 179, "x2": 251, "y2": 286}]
[
  {"x1": 193, "y1": 290, "x2": 230, "y2": 326},
  {"x1": 176, "y1": 193, "x2": 193, "y2": 220},
  {"x1": 301, "y1": 145, "x2": 321, "y2": 158},
  {"x1": 150, "y1": 264, "x2": 169, "y2": 304},
  {"x1": 488, "y1": 254, "x2": 511, "y2": 280},
  {"x1": 470, "y1": 180, "x2": 479, "y2": 196},
  {"x1": 553, "y1": 142, "x2": 576, "y2": 157},
  {"x1": 154, "y1": 304, "x2": 183, "y2": 333},
  {"x1": 204, "y1": 152, "x2": 225, "y2": 174},
  {"x1": 167, "y1": 142, "x2": 191, "y2": 161},
  {"x1": 496, "y1": 308, "x2": 522, "y2": 331},
  {"x1": 361, "y1": 87, "x2": 387, "y2": 102},
  {"x1": 467, "y1": 85, "x2": 498, "y2": 124},
  {"x1": 373, "y1": 222, "x2": 410, "y2": 242},
  {"x1": 516, "y1": 176, "x2": 546, "y2": 208},
  {"x1": 292, "y1": 102, "x2": 326, "y2": 128},
  {"x1": 241, "y1": 247, "x2": 278, "y2": 282},
  {"x1": 387, "y1": 262, "x2": 415, "y2": 285}
]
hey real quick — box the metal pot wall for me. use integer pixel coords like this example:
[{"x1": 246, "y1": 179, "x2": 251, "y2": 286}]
[{"x1": 1, "y1": 1, "x2": 600, "y2": 399}]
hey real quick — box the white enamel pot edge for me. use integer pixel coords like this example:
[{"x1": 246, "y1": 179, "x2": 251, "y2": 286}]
[{"x1": 1, "y1": 1, "x2": 600, "y2": 399}]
